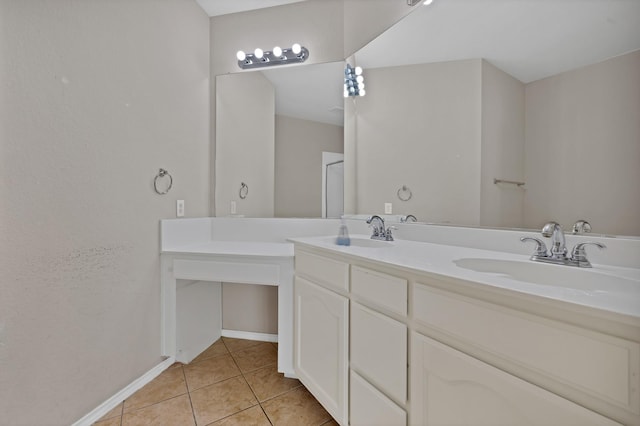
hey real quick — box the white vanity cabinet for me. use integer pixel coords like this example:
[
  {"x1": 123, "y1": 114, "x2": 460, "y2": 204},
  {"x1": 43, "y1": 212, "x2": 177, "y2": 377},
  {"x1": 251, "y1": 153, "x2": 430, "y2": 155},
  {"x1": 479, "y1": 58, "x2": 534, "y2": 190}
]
[
  {"x1": 294, "y1": 251, "x2": 349, "y2": 426},
  {"x1": 410, "y1": 332, "x2": 620, "y2": 425},
  {"x1": 411, "y1": 281, "x2": 637, "y2": 425},
  {"x1": 293, "y1": 244, "x2": 635, "y2": 426},
  {"x1": 350, "y1": 266, "x2": 408, "y2": 425}
]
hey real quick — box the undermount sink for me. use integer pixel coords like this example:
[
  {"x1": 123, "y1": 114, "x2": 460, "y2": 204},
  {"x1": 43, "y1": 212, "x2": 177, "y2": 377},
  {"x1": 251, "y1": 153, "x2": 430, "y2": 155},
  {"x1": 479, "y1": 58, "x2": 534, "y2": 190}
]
[{"x1": 453, "y1": 257, "x2": 640, "y2": 294}]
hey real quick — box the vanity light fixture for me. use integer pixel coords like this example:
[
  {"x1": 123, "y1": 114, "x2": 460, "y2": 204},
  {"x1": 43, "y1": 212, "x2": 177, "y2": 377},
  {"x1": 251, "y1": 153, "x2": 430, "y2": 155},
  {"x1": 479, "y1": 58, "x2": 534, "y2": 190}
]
[
  {"x1": 236, "y1": 43, "x2": 309, "y2": 70},
  {"x1": 344, "y1": 64, "x2": 365, "y2": 97}
]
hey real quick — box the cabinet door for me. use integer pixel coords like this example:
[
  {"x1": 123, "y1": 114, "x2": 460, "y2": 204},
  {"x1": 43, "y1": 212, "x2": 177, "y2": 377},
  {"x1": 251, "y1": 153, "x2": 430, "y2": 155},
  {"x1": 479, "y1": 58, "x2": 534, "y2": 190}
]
[
  {"x1": 351, "y1": 302, "x2": 407, "y2": 403},
  {"x1": 294, "y1": 276, "x2": 348, "y2": 425},
  {"x1": 410, "y1": 332, "x2": 620, "y2": 426},
  {"x1": 351, "y1": 370, "x2": 406, "y2": 426}
]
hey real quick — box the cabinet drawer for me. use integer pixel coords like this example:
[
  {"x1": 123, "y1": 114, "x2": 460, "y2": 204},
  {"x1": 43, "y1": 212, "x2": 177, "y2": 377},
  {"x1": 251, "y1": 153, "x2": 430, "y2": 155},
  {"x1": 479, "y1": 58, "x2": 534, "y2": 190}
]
[
  {"x1": 351, "y1": 266, "x2": 407, "y2": 316},
  {"x1": 413, "y1": 283, "x2": 640, "y2": 416},
  {"x1": 410, "y1": 332, "x2": 620, "y2": 425},
  {"x1": 351, "y1": 370, "x2": 406, "y2": 426},
  {"x1": 295, "y1": 250, "x2": 349, "y2": 293},
  {"x1": 351, "y1": 302, "x2": 407, "y2": 403}
]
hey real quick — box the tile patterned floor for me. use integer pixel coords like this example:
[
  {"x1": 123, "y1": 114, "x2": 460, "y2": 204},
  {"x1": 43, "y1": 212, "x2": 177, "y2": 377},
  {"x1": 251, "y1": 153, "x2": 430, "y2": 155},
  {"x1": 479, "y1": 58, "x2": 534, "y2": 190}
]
[{"x1": 93, "y1": 338, "x2": 338, "y2": 426}]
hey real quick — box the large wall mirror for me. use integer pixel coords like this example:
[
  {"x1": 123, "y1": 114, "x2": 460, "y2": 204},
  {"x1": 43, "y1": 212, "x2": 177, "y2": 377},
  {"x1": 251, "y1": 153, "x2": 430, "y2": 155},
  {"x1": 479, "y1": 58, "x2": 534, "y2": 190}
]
[
  {"x1": 215, "y1": 61, "x2": 345, "y2": 219},
  {"x1": 346, "y1": 0, "x2": 640, "y2": 237},
  {"x1": 215, "y1": 0, "x2": 640, "y2": 237}
]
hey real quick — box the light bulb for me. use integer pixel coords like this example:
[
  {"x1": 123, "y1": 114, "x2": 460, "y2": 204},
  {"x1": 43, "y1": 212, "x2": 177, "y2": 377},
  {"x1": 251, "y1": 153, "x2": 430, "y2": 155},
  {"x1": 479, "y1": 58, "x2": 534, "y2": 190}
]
[
  {"x1": 236, "y1": 50, "x2": 246, "y2": 61},
  {"x1": 254, "y1": 48, "x2": 264, "y2": 59},
  {"x1": 273, "y1": 46, "x2": 282, "y2": 57},
  {"x1": 359, "y1": 89, "x2": 366, "y2": 96},
  {"x1": 355, "y1": 66, "x2": 363, "y2": 76},
  {"x1": 292, "y1": 43, "x2": 302, "y2": 54},
  {"x1": 344, "y1": 90, "x2": 349, "y2": 98},
  {"x1": 359, "y1": 82, "x2": 365, "y2": 90},
  {"x1": 423, "y1": 0, "x2": 433, "y2": 5},
  {"x1": 356, "y1": 75, "x2": 364, "y2": 84}
]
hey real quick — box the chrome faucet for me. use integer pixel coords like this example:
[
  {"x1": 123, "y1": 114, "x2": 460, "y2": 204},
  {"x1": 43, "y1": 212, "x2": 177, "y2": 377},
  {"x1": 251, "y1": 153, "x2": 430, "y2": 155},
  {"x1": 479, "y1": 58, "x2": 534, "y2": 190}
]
[
  {"x1": 541, "y1": 221, "x2": 567, "y2": 259},
  {"x1": 521, "y1": 222, "x2": 605, "y2": 268},
  {"x1": 366, "y1": 215, "x2": 394, "y2": 241},
  {"x1": 400, "y1": 214, "x2": 417, "y2": 223},
  {"x1": 572, "y1": 219, "x2": 592, "y2": 234}
]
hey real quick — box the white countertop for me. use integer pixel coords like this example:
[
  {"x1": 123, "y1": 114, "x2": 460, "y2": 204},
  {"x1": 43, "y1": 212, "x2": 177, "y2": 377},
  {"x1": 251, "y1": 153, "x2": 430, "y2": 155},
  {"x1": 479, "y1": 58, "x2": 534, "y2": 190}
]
[
  {"x1": 289, "y1": 235, "x2": 640, "y2": 320},
  {"x1": 161, "y1": 241, "x2": 293, "y2": 258}
]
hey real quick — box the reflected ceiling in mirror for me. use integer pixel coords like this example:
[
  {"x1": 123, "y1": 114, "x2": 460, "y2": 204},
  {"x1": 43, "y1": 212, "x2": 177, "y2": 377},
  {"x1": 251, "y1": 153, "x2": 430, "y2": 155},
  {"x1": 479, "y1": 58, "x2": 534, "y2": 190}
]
[
  {"x1": 261, "y1": 61, "x2": 345, "y2": 126},
  {"x1": 356, "y1": 0, "x2": 640, "y2": 83},
  {"x1": 347, "y1": 0, "x2": 640, "y2": 236}
]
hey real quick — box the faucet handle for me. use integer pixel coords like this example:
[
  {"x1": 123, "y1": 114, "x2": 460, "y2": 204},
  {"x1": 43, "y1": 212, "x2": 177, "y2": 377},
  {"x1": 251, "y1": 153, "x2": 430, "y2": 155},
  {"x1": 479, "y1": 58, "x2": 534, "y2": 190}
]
[
  {"x1": 385, "y1": 225, "x2": 397, "y2": 241},
  {"x1": 571, "y1": 242, "x2": 605, "y2": 267},
  {"x1": 520, "y1": 237, "x2": 548, "y2": 257},
  {"x1": 572, "y1": 220, "x2": 592, "y2": 234}
]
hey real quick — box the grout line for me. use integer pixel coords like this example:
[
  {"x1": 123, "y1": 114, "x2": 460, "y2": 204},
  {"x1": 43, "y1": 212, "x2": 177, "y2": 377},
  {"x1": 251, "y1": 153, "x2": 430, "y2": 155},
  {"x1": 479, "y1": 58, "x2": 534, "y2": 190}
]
[
  {"x1": 259, "y1": 403, "x2": 275, "y2": 426},
  {"x1": 181, "y1": 365, "x2": 198, "y2": 426},
  {"x1": 225, "y1": 339, "x2": 280, "y2": 426}
]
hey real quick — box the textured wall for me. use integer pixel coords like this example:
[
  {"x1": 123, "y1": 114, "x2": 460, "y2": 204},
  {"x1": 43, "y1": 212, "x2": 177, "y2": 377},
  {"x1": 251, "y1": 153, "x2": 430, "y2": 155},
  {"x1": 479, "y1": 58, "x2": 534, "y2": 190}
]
[
  {"x1": 524, "y1": 50, "x2": 640, "y2": 236},
  {"x1": 0, "y1": 0, "x2": 210, "y2": 423},
  {"x1": 480, "y1": 60, "x2": 525, "y2": 228},
  {"x1": 275, "y1": 115, "x2": 344, "y2": 218},
  {"x1": 353, "y1": 59, "x2": 483, "y2": 224},
  {"x1": 215, "y1": 72, "x2": 275, "y2": 217}
]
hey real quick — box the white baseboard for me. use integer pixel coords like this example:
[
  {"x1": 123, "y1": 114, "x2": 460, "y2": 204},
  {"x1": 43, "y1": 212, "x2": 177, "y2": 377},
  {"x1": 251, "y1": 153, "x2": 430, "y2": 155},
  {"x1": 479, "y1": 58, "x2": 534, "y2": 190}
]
[
  {"x1": 221, "y1": 329, "x2": 278, "y2": 343},
  {"x1": 72, "y1": 357, "x2": 175, "y2": 426}
]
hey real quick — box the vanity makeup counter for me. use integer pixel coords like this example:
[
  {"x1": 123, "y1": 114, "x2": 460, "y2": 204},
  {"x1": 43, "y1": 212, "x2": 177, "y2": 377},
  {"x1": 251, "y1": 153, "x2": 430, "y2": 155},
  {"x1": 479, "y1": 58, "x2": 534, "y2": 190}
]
[
  {"x1": 159, "y1": 217, "x2": 370, "y2": 376},
  {"x1": 290, "y1": 233, "x2": 640, "y2": 426}
]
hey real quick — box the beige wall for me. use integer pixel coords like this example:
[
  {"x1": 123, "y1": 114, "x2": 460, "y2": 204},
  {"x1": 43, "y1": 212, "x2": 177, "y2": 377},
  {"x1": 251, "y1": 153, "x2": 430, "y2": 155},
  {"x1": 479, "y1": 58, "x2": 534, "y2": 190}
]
[
  {"x1": 343, "y1": 0, "x2": 416, "y2": 58},
  {"x1": 0, "y1": 0, "x2": 209, "y2": 423},
  {"x1": 352, "y1": 59, "x2": 483, "y2": 224},
  {"x1": 480, "y1": 60, "x2": 526, "y2": 228},
  {"x1": 524, "y1": 50, "x2": 640, "y2": 235},
  {"x1": 222, "y1": 284, "x2": 278, "y2": 334},
  {"x1": 275, "y1": 115, "x2": 344, "y2": 217},
  {"x1": 215, "y1": 73, "x2": 275, "y2": 217}
]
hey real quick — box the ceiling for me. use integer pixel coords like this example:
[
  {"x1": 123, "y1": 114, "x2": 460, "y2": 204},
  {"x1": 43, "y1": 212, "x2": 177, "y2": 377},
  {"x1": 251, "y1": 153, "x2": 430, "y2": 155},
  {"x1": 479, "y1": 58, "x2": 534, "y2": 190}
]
[
  {"x1": 261, "y1": 61, "x2": 346, "y2": 126},
  {"x1": 203, "y1": 0, "x2": 640, "y2": 125},
  {"x1": 195, "y1": 0, "x2": 307, "y2": 17},
  {"x1": 356, "y1": 0, "x2": 640, "y2": 83}
]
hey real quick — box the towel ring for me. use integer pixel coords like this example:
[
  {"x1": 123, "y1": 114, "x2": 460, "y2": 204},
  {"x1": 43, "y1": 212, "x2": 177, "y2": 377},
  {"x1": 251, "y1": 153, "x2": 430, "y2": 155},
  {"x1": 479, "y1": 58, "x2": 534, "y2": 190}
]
[
  {"x1": 397, "y1": 185, "x2": 412, "y2": 202},
  {"x1": 239, "y1": 182, "x2": 248, "y2": 199},
  {"x1": 154, "y1": 168, "x2": 173, "y2": 195}
]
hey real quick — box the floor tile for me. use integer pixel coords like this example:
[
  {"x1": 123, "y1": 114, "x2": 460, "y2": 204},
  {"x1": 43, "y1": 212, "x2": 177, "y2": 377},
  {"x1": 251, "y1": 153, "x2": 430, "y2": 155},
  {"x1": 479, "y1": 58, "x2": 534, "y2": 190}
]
[
  {"x1": 93, "y1": 416, "x2": 121, "y2": 426},
  {"x1": 244, "y1": 364, "x2": 301, "y2": 402},
  {"x1": 209, "y1": 405, "x2": 271, "y2": 426},
  {"x1": 320, "y1": 419, "x2": 340, "y2": 426},
  {"x1": 222, "y1": 337, "x2": 263, "y2": 353},
  {"x1": 123, "y1": 367, "x2": 187, "y2": 412},
  {"x1": 192, "y1": 339, "x2": 229, "y2": 363},
  {"x1": 190, "y1": 376, "x2": 258, "y2": 425},
  {"x1": 121, "y1": 394, "x2": 194, "y2": 426},
  {"x1": 262, "y1": 387, "x2": 331, "y2": 426},
  {"x1": 97, "y1": 402, "x2": 123, "y2": 421},
  {"x1": 230, "y1": 342, "x2": 277, "y2": 373},
  {"x1": 183, "y1": 353, "x2": 241, "y2": 391}
]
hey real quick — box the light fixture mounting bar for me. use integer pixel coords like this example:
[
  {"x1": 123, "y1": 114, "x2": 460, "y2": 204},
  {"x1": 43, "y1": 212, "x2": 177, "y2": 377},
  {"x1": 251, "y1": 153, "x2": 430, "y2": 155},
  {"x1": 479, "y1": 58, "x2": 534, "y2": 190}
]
[{"x1": 237, "y1": 46, "x2": 309, "y2": 70}]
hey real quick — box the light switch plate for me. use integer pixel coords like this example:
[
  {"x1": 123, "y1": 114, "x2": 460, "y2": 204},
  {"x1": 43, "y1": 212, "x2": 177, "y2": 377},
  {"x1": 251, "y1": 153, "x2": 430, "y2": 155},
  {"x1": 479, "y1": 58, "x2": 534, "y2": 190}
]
[{"x1": 177, "y1": 200, "x2": 185, "y2": 217}]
